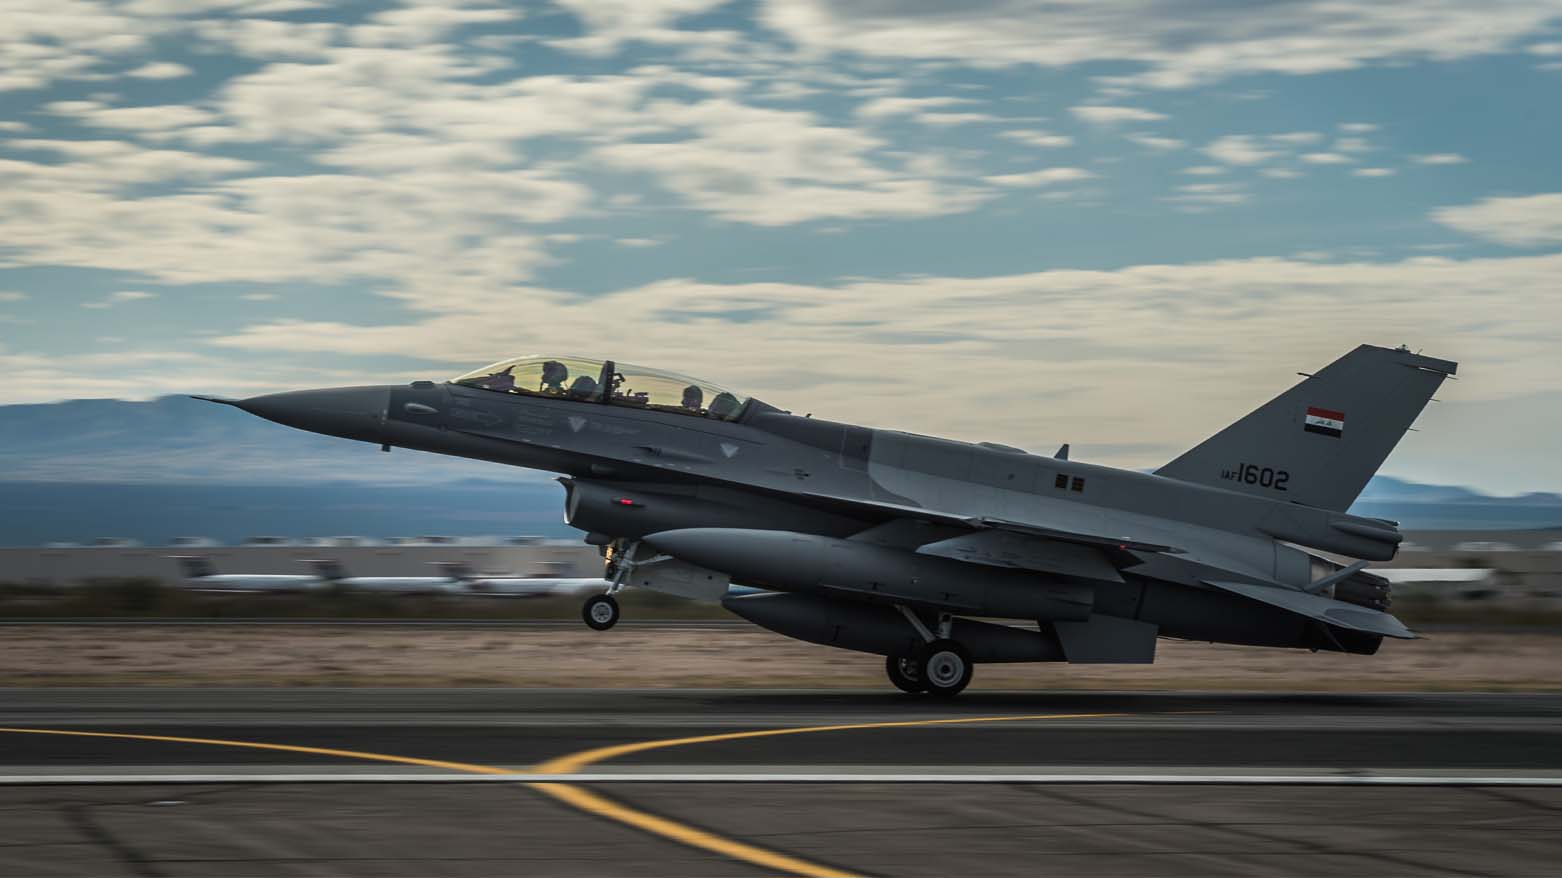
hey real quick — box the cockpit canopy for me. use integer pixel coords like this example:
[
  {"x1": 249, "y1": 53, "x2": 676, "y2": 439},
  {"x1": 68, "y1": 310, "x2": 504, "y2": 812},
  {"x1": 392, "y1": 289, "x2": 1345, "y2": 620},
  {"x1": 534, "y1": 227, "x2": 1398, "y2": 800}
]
[{"x1": 451, "y1": 356, "x2": 750, "y2": 421}]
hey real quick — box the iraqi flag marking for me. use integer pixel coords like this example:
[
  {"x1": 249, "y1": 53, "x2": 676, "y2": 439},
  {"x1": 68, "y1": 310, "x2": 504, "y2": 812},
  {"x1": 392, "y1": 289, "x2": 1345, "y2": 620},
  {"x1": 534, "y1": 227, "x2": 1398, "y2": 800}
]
[{"x1": 1304, "y1": 406, "x2": 1344, "y2": 438}]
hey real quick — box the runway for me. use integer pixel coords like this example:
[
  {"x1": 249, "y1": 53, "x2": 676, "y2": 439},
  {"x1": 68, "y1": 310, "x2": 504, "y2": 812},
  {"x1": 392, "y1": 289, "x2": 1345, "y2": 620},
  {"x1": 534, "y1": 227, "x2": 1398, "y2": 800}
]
[{"x1": 2, "y1": 689, "x2": 1560, "y2": 876}]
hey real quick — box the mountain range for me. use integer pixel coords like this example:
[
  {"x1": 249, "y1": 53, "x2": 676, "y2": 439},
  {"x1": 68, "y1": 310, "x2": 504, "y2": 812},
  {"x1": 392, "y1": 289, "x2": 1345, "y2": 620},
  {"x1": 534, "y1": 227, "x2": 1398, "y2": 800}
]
[{"x1": 1, "y1": 396, "x2": 1559, "y2": 545}]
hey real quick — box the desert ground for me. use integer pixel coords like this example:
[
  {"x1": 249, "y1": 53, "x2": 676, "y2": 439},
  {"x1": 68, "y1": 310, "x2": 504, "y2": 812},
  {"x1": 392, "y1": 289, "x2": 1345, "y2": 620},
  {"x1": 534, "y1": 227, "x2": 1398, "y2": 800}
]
[{"x1": 2, "y1": 623, "x2": 1559, "y2": 690}]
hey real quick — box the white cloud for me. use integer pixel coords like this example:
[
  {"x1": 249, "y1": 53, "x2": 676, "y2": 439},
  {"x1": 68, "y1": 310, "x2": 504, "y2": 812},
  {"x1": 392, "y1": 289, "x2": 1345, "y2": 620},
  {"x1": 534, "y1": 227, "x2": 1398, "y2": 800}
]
[
  {"x1": 1339, "y1": 122, "x2": 1378, "y2": 133},
  {"x1": 549, "y1": 0, "x2": 735, "y2": 56},
  {"x1": 999, "y1": 129, "x2": 1074, "y2": 148},
  {"x1": 83, "y1": 290, "x2": 157, "y2": 309},
  {"x1": 1433, "y1": 193, "x2": 1562, "y2": 246},
  {"x1": 1353, "y1": 167, "x2": 1396, "y2": 177},
  {"x1": 126, "y1": 61, "x2": 191, "y2": 79},
  {"x1": 1070, "y1": 105, "x2": 1166, "y2": 124},
  {"x1": 760, "y1": 0, "x2": 1562, "y2": 89},
  {"x1": 1203, "y1": 135, "x2": 1277, "y2": 165},
  {"x1": 855, "y1": 96, "x2": 974, "y2": 120},
  {"x1": 591, "y1": 99, "x2": 993, "y2": 225},
  {"x1": 853, "y1": 97, "x2": 997, "y2": 127},
  {"x1": 1333, "y1": 136, "x2": 1373, "y2": 153},
  {"x1": 913, "y1": 111, "x2": 1000, "y2": 126},
  {"x1": 1527, "y1": 41, "x2": 1562, "y2": 55},
  {"x1": 46, "y1": 100, "x2": 218, "y2": 135},
  {"x1": 1260, "y1": 167, "x2": 1302, "y2": 179},
  {"x1": 1181, "y1": 165, "x2": 1225, "y2": 175},
  {"x1": 614, "y1": 237, "x2": 662, "y2": 248},
  {"x1": 1268, "y1": 131, "x2": 1321, "y2": 145},
  {"x1": 0, "y1": 141, "x2": 584, "y2": 288},
  {"x1": 1413, "y1": 153, "x2": 1470, "y2": 165},
  {"x1": 0, "y1": 1, "x2": 153, "y2": 92},
  {"x1": 0, "y1": 292, "x2": 29, "y2": 302},
  {"x1": 1126, "y1": 133, "x2": 1185, "y2": 151},
  {"x1": 983, "y1": 167, "x2": 1094, "y2": 187},
  {"x1": 348, "y1": 3, "x2": 519, "y2": 48},
  {"x1": 1166, "y1": 181, "x2": 1249, "y2": 209},
  {"x1": 1300, "y1": 152, "x2": 1353, "y2": 164},
  {"x1": 195, "y1": 19, "x2": 342, "y2": 60}
]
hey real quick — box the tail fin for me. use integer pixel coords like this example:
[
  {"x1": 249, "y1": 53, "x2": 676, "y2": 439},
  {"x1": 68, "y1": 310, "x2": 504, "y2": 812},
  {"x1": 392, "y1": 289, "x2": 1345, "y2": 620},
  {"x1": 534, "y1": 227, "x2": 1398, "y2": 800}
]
[
  {"x1": 1155, "y1": 344, "x2": 1456, "y2": 511},
  {"x1": 304, "y1": 559, "x2": 347, "y2": 581},
  {"x1": 431, "y1": 561, "x2": 473, "y2": 582},
  {"x1": 172, "y1": 555, "x2": 216, "y2": 579}
]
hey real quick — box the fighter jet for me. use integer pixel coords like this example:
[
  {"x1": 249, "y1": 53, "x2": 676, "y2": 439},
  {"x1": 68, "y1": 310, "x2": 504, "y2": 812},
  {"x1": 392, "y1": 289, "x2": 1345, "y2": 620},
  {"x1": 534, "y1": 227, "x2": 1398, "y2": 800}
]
[{"x1": 198, "y1": 345, "x2": 1455, "y2": 696}]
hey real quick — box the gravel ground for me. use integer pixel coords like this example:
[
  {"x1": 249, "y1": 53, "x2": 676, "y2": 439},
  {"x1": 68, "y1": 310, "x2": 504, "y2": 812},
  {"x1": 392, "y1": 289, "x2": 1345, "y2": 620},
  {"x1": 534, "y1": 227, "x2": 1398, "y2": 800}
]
[{"x1": 2, "y1": 624, "x2": 1559, "y2": 690}]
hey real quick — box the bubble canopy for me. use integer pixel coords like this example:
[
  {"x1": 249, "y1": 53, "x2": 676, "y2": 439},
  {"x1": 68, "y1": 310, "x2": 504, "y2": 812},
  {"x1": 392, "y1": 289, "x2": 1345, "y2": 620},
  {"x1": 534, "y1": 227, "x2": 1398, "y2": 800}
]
[{"x1": 451, "y1": 356, "x2": 750, "y2": 420}]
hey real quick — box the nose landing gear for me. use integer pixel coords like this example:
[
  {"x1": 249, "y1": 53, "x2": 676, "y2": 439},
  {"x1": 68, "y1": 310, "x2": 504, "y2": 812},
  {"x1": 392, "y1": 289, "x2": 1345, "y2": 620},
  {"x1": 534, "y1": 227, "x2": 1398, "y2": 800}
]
[
  {"x1": 582, "y1": 593, "x2": 620, "y2": 630},
  {"x1": 583, "y1": 538, "x2": 638, "y2": 631}
]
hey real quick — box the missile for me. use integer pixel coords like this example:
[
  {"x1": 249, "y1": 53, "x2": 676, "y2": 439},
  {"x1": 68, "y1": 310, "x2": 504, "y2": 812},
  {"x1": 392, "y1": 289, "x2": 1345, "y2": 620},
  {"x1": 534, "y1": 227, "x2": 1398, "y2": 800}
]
[{"x1": 645, "y1": 528, "x2": 1093, "y2": 621}]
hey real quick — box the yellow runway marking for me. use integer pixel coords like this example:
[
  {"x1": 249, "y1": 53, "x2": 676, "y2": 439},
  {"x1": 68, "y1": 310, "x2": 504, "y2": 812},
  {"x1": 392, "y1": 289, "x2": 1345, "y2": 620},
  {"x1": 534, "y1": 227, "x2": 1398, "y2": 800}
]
[
  {"x1": 533, "y1": 712, "x2": 1119, "y2": 773},
  {"x1": 2, "y1": 710, "x2": 1121, "y2": 878},
  {"x1": 0, "y1": 727, "x2": 513, "y2": 774}
]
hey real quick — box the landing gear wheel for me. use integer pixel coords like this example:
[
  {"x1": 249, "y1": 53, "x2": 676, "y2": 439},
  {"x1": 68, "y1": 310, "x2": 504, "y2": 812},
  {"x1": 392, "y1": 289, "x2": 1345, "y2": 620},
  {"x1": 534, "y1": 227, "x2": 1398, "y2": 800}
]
[
  {"x1": 917, "y1": 639, "x2": 972, "y2": 697},
  {"x1": 885, "y1": 655, "x2": 926, "y2": 694},
  {"x1": 582, "y1": 594, "x2": 620, "y2": 630}
]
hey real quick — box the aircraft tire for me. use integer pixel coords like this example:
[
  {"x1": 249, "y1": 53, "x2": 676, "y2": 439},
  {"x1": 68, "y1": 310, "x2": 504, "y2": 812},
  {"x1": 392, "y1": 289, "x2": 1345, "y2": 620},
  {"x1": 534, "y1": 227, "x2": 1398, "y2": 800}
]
[
  {"x1": 917, "y1": 639, "x2": 973, "y2": 697},
  {"x1": 885, "y1": 655, "x2": 926, "y2": 694},
  {"x1": 582, "y1": 594, "x2": 620, "y2": 630}
]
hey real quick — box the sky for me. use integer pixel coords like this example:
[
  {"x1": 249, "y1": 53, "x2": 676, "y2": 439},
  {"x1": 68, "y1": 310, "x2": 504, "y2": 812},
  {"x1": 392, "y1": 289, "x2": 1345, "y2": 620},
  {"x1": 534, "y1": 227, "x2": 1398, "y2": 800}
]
[{"x1": 1, "y1": 0, "x2": 1561, "y2": 493}]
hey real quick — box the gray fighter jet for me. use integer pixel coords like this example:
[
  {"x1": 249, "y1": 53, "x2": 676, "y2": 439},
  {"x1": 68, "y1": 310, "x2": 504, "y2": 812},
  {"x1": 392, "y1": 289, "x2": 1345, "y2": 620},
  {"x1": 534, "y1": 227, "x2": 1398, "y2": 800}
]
[{"x1": 198, "y1": 345, "x2": 1454, "y2": 695}]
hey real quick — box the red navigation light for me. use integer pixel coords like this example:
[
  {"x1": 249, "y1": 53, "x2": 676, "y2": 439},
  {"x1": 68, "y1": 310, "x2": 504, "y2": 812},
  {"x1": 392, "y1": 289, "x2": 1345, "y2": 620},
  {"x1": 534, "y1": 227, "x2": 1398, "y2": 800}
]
[{"x1": 614, "y1": 497, "x2": 640, "y2": 507}]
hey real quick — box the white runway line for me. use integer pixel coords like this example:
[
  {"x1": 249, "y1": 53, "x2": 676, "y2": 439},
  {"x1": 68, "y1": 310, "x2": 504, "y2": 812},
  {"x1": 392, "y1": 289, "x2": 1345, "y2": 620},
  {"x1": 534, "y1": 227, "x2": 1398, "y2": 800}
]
[{"x1": 4, "y1": 772, "x2": 1562, "y2": 786}]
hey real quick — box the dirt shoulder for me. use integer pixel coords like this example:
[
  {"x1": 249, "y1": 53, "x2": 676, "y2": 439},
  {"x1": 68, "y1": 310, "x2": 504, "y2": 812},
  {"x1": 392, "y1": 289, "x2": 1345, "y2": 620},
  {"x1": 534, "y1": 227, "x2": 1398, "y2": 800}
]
[{"x1": 2, "y1": 624, "x2": 1559, "y2": 690}]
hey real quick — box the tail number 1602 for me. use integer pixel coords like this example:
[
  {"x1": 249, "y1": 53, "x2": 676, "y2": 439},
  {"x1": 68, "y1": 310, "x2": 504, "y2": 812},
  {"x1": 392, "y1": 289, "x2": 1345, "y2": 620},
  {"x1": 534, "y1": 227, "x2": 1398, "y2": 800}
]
[{"x1": 1220, "y1": 462, "x2": 1290, "y2": 492}]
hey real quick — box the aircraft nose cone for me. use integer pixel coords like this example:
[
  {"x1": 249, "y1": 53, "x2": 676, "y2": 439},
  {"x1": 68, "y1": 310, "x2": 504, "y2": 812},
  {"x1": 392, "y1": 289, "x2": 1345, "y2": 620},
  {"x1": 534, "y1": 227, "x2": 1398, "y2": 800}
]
[{"x1": 235, "y1": 387, "x2": 390, "y2": 443}]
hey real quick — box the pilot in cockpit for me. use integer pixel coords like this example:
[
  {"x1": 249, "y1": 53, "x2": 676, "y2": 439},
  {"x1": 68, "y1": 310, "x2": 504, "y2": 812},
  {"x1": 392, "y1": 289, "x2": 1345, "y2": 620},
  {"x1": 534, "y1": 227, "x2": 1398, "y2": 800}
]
[
  {"x1": 539, "y1": 360, "x2": 569, "y2": 395},
  {"x1": 680, "y1": 385, "x2": 704, "y2": 412},
  {"x1": 568, "y1": 375, "x2": 598, "y2": 399},
  {"x1": 708, "y1": 391, "x2": 741, "y2": 419}
]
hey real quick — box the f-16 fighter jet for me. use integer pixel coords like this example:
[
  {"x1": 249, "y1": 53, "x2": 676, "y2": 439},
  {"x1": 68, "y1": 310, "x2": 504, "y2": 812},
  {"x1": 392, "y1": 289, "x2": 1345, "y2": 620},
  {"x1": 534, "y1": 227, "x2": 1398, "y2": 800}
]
[{"x1": 198, "y1": 345, "x2": 1454, "y2": 696}]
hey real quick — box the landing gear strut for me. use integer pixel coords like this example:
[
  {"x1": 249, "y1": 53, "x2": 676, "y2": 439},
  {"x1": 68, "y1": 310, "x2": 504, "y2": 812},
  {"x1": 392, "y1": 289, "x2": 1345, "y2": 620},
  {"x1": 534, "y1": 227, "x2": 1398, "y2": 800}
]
[
  {"x1": 583, "y1": 539, "x2": 640, "y2": 631},
  {"x1": 893, "y1": 605, "x2": 974, "y2": 697}
]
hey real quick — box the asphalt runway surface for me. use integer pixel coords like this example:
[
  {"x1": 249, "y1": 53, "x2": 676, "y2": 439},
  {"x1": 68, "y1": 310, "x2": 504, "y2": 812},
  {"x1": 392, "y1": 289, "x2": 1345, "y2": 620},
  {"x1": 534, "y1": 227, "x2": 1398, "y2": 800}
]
[{"x1": 2, "y1": 689, "x2": 1560, "y2": 876}]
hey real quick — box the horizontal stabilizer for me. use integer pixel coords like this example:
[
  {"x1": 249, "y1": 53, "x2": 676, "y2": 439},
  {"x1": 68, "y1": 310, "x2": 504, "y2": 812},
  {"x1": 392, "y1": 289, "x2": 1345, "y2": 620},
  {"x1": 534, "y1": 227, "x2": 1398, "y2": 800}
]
[{"x1": 1204, "y1": 579, "x2": 1415, "y2": 639}]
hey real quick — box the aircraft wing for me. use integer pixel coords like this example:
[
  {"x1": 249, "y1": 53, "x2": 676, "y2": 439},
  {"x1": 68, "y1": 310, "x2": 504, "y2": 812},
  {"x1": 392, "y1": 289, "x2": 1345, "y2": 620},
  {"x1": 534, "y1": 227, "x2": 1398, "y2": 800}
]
[
  {"x1": 1204, "y1": 579, "x2": 1416, "y2": 639},
  {"x1": 797, "y1": 492, "x2": 1183, "y2": 554}
]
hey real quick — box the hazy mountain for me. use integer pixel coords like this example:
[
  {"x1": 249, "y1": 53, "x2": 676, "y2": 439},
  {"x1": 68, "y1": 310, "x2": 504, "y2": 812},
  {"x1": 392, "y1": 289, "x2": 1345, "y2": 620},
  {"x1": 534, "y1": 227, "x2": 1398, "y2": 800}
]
[
  {"x1": 0, "y1": 395, "x2": 513, "y2": 485},
  {"x1": 1, "y1": 396, "x2": 1559, "y2": 545}
]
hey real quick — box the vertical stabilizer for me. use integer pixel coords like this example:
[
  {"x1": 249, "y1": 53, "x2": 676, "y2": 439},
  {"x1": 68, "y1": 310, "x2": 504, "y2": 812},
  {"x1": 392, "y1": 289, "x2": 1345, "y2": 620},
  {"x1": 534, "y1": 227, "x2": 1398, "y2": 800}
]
[
  {"x1": 432, "y1": 561, "x2": 474, "y2": 582},
  {"x1": 1155, "y1": 345, "x2": 1456, "y2": 511},
  {"x1": 305, "y1": 559, "x2": 347, "y2": 582},
  {"x1": 172, "y1": 555, "x2": 217, "y2": 579}
]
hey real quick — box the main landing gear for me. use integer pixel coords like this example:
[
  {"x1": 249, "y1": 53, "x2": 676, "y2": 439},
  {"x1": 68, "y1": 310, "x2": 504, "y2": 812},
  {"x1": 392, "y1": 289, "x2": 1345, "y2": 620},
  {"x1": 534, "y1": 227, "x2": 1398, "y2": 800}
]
[
  {"x1": 889, "y1": 606, "x2": 974, "y2": 697},
  {"x1": 885, "y1": 655, "x2": 924, "y2": 693}
]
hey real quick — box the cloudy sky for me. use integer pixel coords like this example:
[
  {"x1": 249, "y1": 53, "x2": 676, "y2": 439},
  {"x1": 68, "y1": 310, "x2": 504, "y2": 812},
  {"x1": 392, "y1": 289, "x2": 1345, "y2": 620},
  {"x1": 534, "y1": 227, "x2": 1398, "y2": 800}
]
[{"x1": 2, "y1": 0, "x2": 1561, "y2": 492}]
